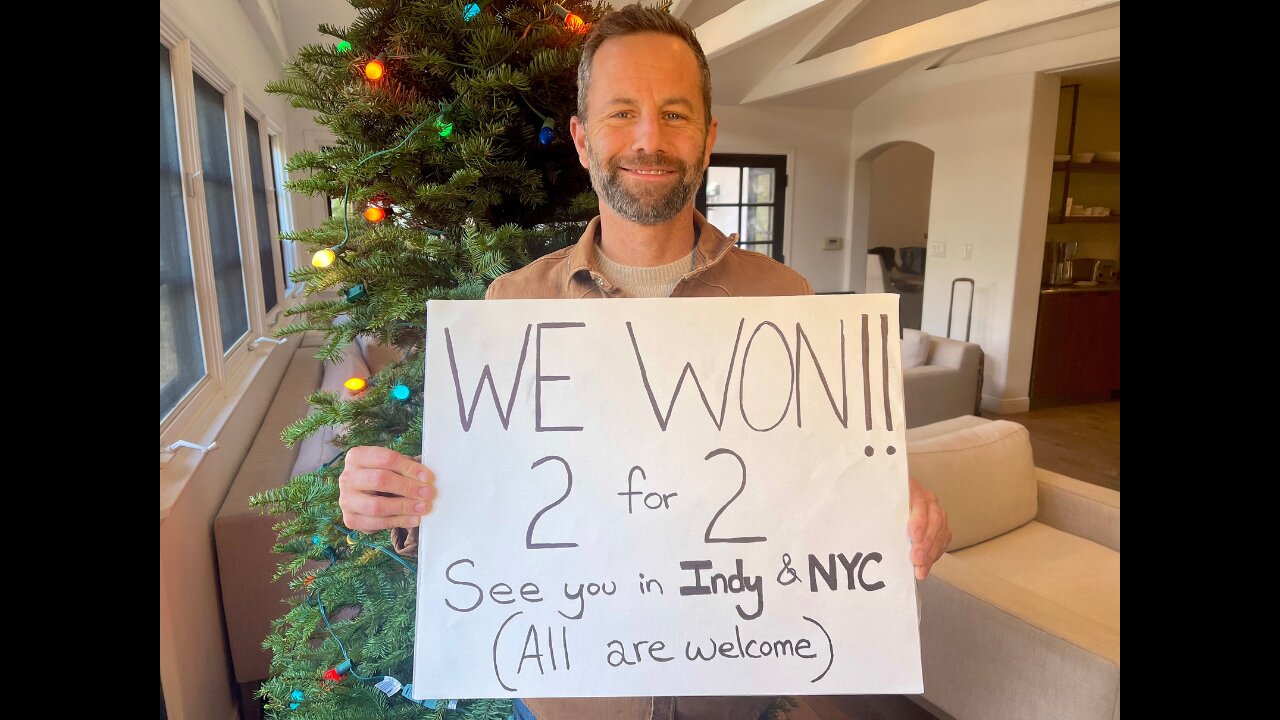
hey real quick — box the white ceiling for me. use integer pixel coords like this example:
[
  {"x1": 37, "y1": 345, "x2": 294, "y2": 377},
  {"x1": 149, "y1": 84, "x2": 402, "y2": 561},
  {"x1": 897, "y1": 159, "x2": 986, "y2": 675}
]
[{"x1": 271, "y1": 0, "x2": 1121, "y2": 109}]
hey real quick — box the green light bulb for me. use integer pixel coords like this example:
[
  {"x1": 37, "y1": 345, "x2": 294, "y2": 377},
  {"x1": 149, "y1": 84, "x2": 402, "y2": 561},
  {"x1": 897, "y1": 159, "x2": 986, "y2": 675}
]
[{"x1": 336, "y1": 41, "x2": 352, "y2": 53}]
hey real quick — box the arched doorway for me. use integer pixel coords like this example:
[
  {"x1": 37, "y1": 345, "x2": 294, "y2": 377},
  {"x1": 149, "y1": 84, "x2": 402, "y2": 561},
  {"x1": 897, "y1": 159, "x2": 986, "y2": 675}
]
[{"x1": 852, "y1": 141, "x2": 934, "y2": 330}]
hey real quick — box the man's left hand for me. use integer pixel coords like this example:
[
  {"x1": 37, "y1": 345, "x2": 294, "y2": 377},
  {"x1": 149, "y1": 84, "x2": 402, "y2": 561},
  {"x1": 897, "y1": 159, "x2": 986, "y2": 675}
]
[{"x1": 908, "y1": 476, "x2": 951, "y2": 581}]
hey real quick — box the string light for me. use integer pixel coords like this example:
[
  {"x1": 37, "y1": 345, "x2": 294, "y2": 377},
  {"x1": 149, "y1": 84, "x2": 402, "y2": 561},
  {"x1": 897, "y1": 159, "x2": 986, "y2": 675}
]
[
  {"x1": 336, "y1": 41, "x2": 352, "y2": 54},
  {"x1": 363, "y1": 53, "x2": 386, "y2": 81},
  {"x1": 345, "y1": 284, "x2": 367, "y2": 303},
  {"x1": 324, "y1": 660, "x2": 352, "y2": 682},
  {"x1": 539, "y1": 117, "x2": 555, "y2": 145},
  {"x1": 344, "y1": 377, "x2": 368, "y2": 392},
  {"x1": 552, "y1": 4, "x2": 588, "y2": 34},
  {"x1": 312, "y1": 248, "x2": 336, "y2": 268},
  {"x1": 463, "y1": 3, "x2": 482, "y2": 21},
  {"x1": 392, "y1": 383, "x2": 411, "y2": 402},
  {"x1": 291, "y1": 526, "x2": 420, "y2": 710},
  {"x1": 363, "y1": 205, "x2": 386, "y2": 222}
]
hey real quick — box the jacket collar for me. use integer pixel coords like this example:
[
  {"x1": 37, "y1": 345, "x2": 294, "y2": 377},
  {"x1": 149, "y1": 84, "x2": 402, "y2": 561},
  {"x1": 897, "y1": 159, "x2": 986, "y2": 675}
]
[{"x1": 564, "y1": 210, "x2": 738, "y2": 292}]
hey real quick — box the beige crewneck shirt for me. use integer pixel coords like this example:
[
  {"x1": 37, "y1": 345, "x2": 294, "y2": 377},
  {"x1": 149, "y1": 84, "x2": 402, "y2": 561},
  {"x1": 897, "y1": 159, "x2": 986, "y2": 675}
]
[{"x1": 593, "y1": 245, "x2": 695, "y2": 298}]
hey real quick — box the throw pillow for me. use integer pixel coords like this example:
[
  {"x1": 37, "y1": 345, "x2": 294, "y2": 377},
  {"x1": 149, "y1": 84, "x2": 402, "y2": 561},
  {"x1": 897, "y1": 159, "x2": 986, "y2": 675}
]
[
  {"x1": 906, "y1": 419, "x2": 1038, "y2": 551},
  {"x1": 357, "y1": 333, "x2": 406, "y2": 375},
  {"x1": 901, "y1": 328, "x2": 931, "y2": 369}
]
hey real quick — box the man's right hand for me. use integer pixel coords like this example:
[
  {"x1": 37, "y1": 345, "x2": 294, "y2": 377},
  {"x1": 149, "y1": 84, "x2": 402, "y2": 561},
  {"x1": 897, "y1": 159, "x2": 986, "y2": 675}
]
[{"x1": 338, "y1": 446, "x2": 436, "y2": 532}]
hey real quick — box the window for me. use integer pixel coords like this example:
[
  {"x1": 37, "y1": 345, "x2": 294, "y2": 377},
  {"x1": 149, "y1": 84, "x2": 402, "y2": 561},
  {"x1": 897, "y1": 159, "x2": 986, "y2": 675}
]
[
  {"x1": 159, "y1": 31, "x2": 293, "y2": 437},
  {"x1": 160, "y1": 43, "x2": 205, "y2": 421},
  {"x1": 193, "y1": 71, "x2": 250, "y2": 353},
  {"x1": 696, "y1": 154, "x2": 788, "y2": 263},
  {"x1": 245, "y1": 112, "x2": 278, "y2": 312},
  {"x1": 269, "y1": 134, "x2": 296, "y2": 295}
]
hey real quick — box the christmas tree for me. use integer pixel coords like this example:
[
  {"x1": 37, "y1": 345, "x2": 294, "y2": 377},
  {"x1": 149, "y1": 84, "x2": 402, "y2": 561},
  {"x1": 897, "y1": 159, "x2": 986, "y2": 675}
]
[{"x1": 251, "y1": 1, "x2": 609, "y2": 717}]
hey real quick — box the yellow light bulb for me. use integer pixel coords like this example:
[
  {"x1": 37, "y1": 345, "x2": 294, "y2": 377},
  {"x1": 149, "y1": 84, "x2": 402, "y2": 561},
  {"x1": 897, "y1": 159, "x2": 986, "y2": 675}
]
[
  {"x1": 344, "y1": 377, "x2": 367, "y2": 392},
  {"x1": 312, "y1": 248, "x2": 336, "y2": 268}
]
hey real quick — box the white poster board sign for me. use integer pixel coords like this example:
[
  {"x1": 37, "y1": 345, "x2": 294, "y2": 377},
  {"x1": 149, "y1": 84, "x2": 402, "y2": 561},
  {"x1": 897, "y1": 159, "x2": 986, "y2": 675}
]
[{"x1": 412, "y1": 294, "x2": 922, "y2": 698}]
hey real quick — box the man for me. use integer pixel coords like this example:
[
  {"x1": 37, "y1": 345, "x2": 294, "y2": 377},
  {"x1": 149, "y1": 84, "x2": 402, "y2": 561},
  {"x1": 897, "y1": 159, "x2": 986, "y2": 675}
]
[{"x1": 339, "y1": 5, "x2": 951, "y2": 719}]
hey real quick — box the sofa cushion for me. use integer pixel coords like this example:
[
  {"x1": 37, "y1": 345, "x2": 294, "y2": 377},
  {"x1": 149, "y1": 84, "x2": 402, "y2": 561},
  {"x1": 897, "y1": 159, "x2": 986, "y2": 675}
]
[
  {"x1": 901, "y1": 328, "x2": 931, "y2": 369},
  {"x1": 906, "y1": 419, "x2": 1038, "y2": 551},
  {"x1": 357, "y1": 333, "x2": 406, "y2": 375},
  {"x1": 297, "y1": 329, "x2": 326, "y2": 348},
  {"x1": 290, "y1": 342, "x2": 369, "y2": 478},
  {"x1": 949, "y1": 520, "x2": 1120, "y2": 633},
  {"x1": 905, "y1": 414, "x2": 990, "y2": 443},
  {"x1": 215, "y1": 347, "x2": 324, "y2": 684}
]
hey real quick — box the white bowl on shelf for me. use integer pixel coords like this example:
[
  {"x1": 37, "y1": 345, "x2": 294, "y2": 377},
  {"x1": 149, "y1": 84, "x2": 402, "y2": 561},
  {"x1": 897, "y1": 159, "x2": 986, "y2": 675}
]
[
  {"x1": 1072, "y1": 152, "x2": 1095, "y2": 163},
  {"x1": 1096, "y1": 151, "x2": 1120, "y2": 162},
  {"x1": 1054, "y1": 154, "x2": 1071, "y2": 162}
]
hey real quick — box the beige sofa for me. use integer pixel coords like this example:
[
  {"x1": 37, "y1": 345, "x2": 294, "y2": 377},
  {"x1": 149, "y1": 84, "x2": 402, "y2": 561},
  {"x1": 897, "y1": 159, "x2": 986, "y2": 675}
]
[
  {"x1": 902, "y1": 329, "x2": 984, "y2": 428},
  {"x1": 213, "y1": 331, "x2": 401, "y2": 720},
  {"x1": 904, "y1": 415, "x2": 1120, "y2": 720}
]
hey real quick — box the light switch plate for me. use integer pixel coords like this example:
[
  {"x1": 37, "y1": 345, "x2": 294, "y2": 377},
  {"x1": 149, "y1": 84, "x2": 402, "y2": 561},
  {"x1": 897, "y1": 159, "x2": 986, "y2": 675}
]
[
  {"x1": 824, "y1": 237, "x2": 843, "y2": 251},
  {"x1": 929, "y1": 241, "x2": 945, "y2": 257}
]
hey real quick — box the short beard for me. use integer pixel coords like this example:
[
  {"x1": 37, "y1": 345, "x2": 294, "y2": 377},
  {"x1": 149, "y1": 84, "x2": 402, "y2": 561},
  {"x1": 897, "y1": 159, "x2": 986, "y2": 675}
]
[{"x1": 586, "y1": 142, "x2": 705, "y2": 225}]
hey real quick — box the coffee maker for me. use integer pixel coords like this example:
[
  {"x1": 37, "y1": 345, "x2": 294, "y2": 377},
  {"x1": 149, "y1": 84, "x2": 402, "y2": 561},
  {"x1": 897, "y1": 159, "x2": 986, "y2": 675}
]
[{"x1": 1043, "y1": 241, "x2": 1077, "y2": 285}]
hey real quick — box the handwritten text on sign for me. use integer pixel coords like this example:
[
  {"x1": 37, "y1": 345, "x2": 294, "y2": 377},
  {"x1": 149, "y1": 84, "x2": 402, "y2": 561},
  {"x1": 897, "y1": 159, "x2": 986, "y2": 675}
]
[{"x1": 412, "y1": 295, "x2": 922, "y2": 698}]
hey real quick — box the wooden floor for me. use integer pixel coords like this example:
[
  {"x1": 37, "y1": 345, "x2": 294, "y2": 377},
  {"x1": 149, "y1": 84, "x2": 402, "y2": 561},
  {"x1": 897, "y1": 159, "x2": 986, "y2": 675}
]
[
  {"x1": 784, "y1": 400, "x2": 1120, "y2": 720},
  {"x1": 986, "y1": 400, "x2": 1120, "y2": 492}
]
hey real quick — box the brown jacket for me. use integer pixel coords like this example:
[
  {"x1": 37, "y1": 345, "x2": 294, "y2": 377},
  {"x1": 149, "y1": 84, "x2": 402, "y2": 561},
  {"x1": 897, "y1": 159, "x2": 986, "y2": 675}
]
[
  {"x1": 484, "y1": 211, "x2": 813, "y2": 300},
  {"x1": 394, "y1": 211, "x2": 812, "y2": 720}
]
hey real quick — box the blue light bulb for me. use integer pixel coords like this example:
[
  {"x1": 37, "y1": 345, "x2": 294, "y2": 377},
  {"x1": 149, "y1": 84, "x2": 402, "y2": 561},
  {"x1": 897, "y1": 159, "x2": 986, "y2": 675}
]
[
  {"x1": 392, "y1": 384, "x2": 411, "y2": 401},
  {"x1": 463, "y1": 3, "x2": 480, "y2": 21},
  {"x1": 539, "y1": 117, "x2": 556, "y2": 145}
]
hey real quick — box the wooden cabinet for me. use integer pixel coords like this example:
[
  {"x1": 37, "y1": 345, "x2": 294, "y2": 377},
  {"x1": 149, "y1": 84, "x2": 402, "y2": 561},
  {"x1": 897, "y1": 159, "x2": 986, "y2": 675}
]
[{"x1": 1029, "y1": 289, "x2": 1120, "y2": 409}]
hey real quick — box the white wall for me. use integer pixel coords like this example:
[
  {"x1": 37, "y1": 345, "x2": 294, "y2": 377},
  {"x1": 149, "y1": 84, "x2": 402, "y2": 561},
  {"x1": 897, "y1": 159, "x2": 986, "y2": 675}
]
[
  {"x1": 711, "y1": 103, "x2": 853, "y2": 292},
  {"x1": 160, "y1": 1, "x2": 297, "y2": 718},
  {"x1": 277, "y1": 0, "x2": 357, "y2": 232},
  {"x1": 847, "y1": 72, "x2": 1050, "y2": 409}
]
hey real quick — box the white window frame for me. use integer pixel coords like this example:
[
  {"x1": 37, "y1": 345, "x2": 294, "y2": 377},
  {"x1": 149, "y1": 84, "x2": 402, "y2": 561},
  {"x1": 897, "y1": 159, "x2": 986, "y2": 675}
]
[
  {"x1": 160, "y1": 15, "x2": 302, "y2": 517},
  {"x1": 242, "y1": 98, "x2": 288, "y2": 323},
  {"x1": 267, "y1": 127, "x2": 302, "y2": 299}
]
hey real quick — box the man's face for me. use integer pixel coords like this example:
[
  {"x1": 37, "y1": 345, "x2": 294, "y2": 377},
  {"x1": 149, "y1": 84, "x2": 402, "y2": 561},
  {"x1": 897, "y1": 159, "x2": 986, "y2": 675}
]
[{"x1": 570, "y1": 33, "x2": 718, "y2": 225}]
